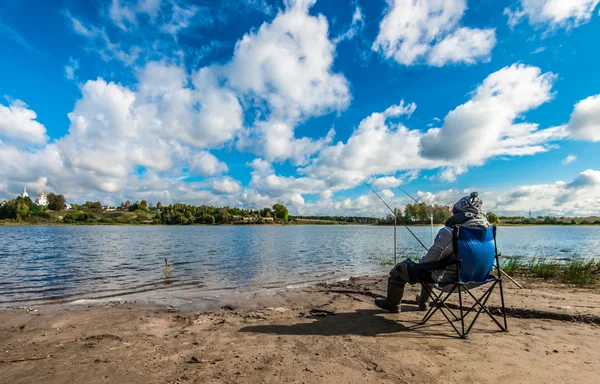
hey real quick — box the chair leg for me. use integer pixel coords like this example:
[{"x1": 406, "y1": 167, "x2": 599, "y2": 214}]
[
  {"x1": 458, "y1": 287, "x2": 466, "y2": 338},
  {"x1": 464, "y1": 282, "x2": 507, "y2": 334},
  {"x1": 498, "y1": 280, "x2": 508, "y2": 332},
  {"x1": 464, "y1": 283, "x2": 496, "y2": 336}
]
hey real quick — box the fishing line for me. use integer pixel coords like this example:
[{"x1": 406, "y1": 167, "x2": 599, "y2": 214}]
[
  {"x1": 385, "y1": 179, "x2": 436, "y2": 245},
  {"x1": 361, "y1": 180, "x2": 429, "y2": 251}
]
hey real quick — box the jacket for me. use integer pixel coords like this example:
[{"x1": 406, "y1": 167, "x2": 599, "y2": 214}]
[{"x1": 420, "y1": 213, "x2": 490, "y2": 284}]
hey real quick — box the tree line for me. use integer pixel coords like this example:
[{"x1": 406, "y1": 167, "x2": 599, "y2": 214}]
[{"x1": 0, "y1": 193, "x2": 291, "y2": 225}]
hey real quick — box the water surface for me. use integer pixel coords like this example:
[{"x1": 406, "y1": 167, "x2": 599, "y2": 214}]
[{"x1": 1, "y1": 225, "x2": 598, "y2": 306}]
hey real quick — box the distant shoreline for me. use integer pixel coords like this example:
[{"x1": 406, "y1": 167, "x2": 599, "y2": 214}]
[{"x1": 1, "y1": 221, "x2": 599, "y2": 227}]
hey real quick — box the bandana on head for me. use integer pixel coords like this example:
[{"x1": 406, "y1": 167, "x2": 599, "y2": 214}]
[{"x1": 453, "y1": 192, "x2": 483, "y2": 214}]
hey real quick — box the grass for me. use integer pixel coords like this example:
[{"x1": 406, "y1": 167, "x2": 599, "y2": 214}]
[
  {"x1": 378, "y1": 256, "x2": 394, "y2": 266},
  {"x1": 502, "y1": 257, "x2": 600, "y2": 285}
]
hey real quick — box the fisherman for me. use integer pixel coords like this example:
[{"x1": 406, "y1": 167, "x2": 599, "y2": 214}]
[{"x1": 375, "y1": 192, "x2": 490, "y2": 313}]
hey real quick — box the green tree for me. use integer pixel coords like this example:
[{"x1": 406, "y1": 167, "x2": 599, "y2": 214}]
[
  {"x1": 139, "y1": 200, "x2": 148, "y2": 211},
  {"x1": 47, "y1": 193, "x2": 67, "y2": 211},
  {"x1": 83, "y1": 201, "x2": 102, "y2": 212},
  {"x1": 486, "y1": 212, "x2": 499, "y2": 224},
  {"x1": 129, "y1": 201, "x2": 139, "y2": 212},
  {"x1": 16, "y1": 200, "x2": 30, "y2": 221},
  {"x1": 260, "y1": 207, "x2": 272, "y2": 217},
  {"x1": 272, "y1": 204, "x2": 289, "y2": 222},
  {"x1": 156, "y1": 201, "x2": 163, "y2": 210}
]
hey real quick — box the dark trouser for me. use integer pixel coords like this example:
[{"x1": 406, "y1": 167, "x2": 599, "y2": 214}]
[
  {"x1": 375, "y1": 260, "x2": 432, "y2": 312},
  {"x1": 388, "y1": 260, "x2": 435, "y2": 285}
]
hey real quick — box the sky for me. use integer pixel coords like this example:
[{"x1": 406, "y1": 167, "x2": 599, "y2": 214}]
[{"x1": 0, "y1": 0, "x2": 599, "y2": 217}]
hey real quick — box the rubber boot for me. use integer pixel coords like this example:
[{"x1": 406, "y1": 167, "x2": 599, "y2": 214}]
[
  {"x1": 417, "y1": 285, "x2": 429, "y2": 311},
  {"x1": 375, "y1": 281, "x2": 405, "y2": 313}
]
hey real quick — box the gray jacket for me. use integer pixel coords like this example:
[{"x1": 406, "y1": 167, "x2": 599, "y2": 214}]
[{"x1": 421, "y1": 217, "x2": 490, "y2": 284}]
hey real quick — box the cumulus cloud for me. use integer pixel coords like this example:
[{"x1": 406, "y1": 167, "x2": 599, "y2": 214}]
[
  {"x1": 504, "y1": 0, "x2": 600, "y2": 29},
  {"x1": 188, "y1": 151, "x2": 228, "y2": 176},
  {"x1": 420, "y1": 64, "x2": 564, "y2": 163},
  {"x1": 210, "y1": 177, "x2": 242, "y2": 195},
  {"x1": 496, "y1": 169, "x2": 600, "y2": 216},
  {"x1": 567, "y1": 94, "x2": 600, "y2": 141},
  {"x1": 0, "y1": 99, "x2": 48, "y2": 144},
  {"x1": 304, "y1": 64, "x2": 567, "y2": 190},
  {"x1": 213, "y1": 0, "x2": 350, "y2": 164},
  {"x1": 301, "y1": 100, "x2": 430, "y2": 190},
  {"x1": 373, "y1": 0, "x2": 496, "y2": 66},
  {"x1": 292, "y1": 169, "x2": 600, "y2": 217}
]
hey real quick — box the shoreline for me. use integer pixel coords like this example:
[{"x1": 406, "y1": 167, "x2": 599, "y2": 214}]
[
  {"x1": 2, "y1": 221, "x2": 600, "y2": 227},
  {"x1": 1, "y1": 275, "x2": 599, "y2": 383}
]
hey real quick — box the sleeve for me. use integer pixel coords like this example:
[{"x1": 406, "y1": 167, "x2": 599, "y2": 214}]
[{"x1": 420, "y1": 227, "x2": 454, "y2": 264}]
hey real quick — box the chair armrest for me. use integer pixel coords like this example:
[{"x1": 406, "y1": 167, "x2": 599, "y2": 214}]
[{"x1": 417, "y1": 258, "x2": 459, "y2": 272}]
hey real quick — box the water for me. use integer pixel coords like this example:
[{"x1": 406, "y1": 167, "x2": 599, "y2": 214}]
[{"x1": 1, "y1": 225, "x2": 599, "y2": 306}]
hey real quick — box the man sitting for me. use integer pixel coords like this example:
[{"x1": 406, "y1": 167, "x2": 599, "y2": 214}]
[{"x1": 375, "y1": 192, "x2": 490, "y2": 313}]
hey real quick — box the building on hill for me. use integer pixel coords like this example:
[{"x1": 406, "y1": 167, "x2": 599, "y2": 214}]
[
  {"x1": 0, "y1": 200, "x2": 6, "y2": 207},
  {"x1": 36, "y1": 192, "x2": 48, "y2": 207},
  {"x1": 21, "y1": 186, "x2": 29, "y2": 199}
]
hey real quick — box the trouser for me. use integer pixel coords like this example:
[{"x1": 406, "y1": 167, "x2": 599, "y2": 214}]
[
  {"x1": 388, "y1": 260, "x2": 433, "y2": 309},
  {"x1": 388, "y1": 259, "x2": 435, "y2": 285}
]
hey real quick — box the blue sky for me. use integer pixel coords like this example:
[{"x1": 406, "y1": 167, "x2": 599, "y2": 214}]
[{"x1": 1, "y1": 0, "x2": 599, "y2": 216}]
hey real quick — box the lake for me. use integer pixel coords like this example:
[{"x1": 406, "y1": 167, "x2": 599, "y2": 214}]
[{"x1": 1, "y1": 225, "x2": 599, "y2": 307}]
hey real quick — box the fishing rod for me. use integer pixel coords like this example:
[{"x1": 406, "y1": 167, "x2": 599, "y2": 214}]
[
  {"x1": 361, "y1": 180, "x2": 429, "y2": 252},
  {"x1": 385, "y1": 180, "x2": 435, "y2": 245}
]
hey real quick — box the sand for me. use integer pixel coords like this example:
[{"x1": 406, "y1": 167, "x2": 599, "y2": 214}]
[{"x1": 1, "y1": 276, "x2": 599, "y2": 384}]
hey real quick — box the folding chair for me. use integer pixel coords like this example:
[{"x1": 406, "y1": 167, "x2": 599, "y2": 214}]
[{"x1": 418, "y1": 225, "x2": 508, "y2": 339}]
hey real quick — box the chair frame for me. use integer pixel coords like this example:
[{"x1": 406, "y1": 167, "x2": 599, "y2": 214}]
[{"x1": 418, "y1": 225, "x2": 508, "y2": 339}]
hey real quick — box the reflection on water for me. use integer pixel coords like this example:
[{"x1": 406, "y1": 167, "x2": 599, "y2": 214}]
[{"x1": 1, "y1": 225, "x2": 599, "y2": 305}]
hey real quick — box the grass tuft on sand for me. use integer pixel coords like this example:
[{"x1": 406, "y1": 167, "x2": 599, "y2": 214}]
[{"x1": 501, "y1": 257, "x2": 600, "y2": 285}]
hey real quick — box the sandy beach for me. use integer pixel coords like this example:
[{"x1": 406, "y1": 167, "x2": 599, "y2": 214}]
[{"x1": 1, "y1": 276, "x2": 599, "y2": 384}]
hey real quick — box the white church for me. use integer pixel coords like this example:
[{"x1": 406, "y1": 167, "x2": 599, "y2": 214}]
[{"x1": 21, "y1": 187, "x2": 49, "y2": 207}]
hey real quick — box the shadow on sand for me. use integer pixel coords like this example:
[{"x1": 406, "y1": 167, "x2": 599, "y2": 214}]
[{"x1": 239, "y1": 307, "x2": 462, "y2": 339}]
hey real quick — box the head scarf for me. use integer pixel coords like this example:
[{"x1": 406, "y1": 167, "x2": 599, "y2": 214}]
[{"x1": 452, "y1": 192, "x2": 483, "y2": 215}]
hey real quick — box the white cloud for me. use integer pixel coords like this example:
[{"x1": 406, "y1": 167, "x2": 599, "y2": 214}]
[
  {"x1": 251, "y1": 121, "x2": 335, "y2": 165},
  {"x1": 427, "y1": 27, "x2": 496, "y2": 67},
  {"x1": 304, "y1": 64, "x2": 566, "y2": 189},
  {"x1": 161, "y1": 3, "x2": 199, "y2": 38},
  {"x1": 563, "y1": 154, "x2": 577, "y2": 164},
  {"x1": 420, "y1": 64, "x2": 562, "y2": 163},
  {"x1": 110, "y1": 0, "x2": 137, "y2": 31},
  {"x1": 504, "y1": 0, "x2": 600, "y2": 29},
  {"x1": 188, "y1": 151, "x2": 228, "y2": 176},
  {"x1": 567, "y1": 94, "x2": 600, "y2": 141},
  {"x1": 64, "y1": 57, "x2": 79, "y2": 80},
  {"x1": 137, "y1": 0, "x2": 162, "y2": 20},
  {"x1": 302, "y1": 100, "x2": 431, "y2": 190},
  {"x1": 496, "y1": 169, "x2": 600, "y2": 216},
  {"x1": 68, "y1": 14, "x2": 142, "y2": 66},
  {"x1": 215, "y1": 0, "x2": 350, "y2": 164},
  {"x1": 372, "y1": 176, "x2": 403, "y2": 190},
  {"x1": 210, "y1": 177, "x2": 242, "y2": 195},
  {"x1": 333, "y1": 4, "x2": 365, "y2": 44},
  {"x1": 224, "y1": 0, "x2": 350, "y2": 121},
  {"x1": 294, "y1": 169, "x2": 600, "y2": 217},
  {"x1": 439, "y1": 166, "x2": 468, "y2": 182},
  {"x1": 372, "y1": 0, "x2": 496, "y2": 66},
  {"x1": 0, "y1": 99, "x2": 48, "y2": 144}
]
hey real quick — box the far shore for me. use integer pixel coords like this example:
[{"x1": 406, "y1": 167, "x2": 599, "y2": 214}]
[
  {"x1": 2, "y1": 221, "x2": 600, "y2": 227},
  {"x1": 1, "y1": 275, "x2": 599, "y2": 383}
]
